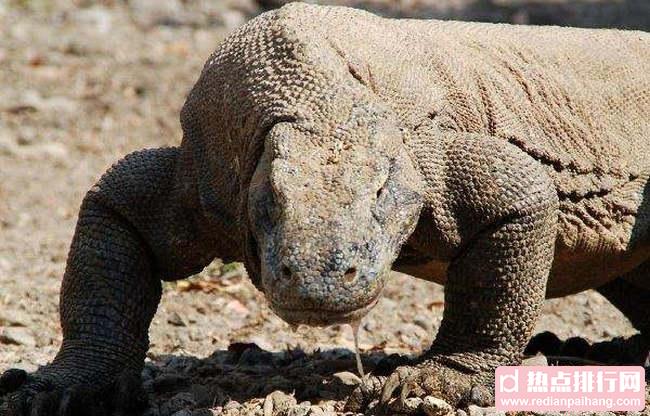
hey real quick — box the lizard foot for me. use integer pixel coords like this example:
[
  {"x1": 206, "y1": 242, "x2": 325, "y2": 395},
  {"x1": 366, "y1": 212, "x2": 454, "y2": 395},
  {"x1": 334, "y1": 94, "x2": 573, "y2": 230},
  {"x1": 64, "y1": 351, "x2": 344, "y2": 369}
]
[
  {"x1": 0, "y1": 367, "x2": 148, "y2": 416},
  {"x1": 345, "y1": 361, "x2": 493, "y2": 414}
]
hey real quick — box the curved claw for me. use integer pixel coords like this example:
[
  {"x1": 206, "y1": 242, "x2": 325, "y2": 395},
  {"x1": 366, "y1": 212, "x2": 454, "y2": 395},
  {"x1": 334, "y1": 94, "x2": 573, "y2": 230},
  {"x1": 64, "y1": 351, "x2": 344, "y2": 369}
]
[
  {"x1": 0, "y1": 369, "x2": 148, "y2": 416},
  {"x1": 399, "y1": 381, "x2": 412, "y2": 406},
  {"x1": 470, "y1": 385, "x2": 493, "y2": 407},
  {"x1": 380, "y1": 371, "x2": 401, "y2": 405},
  {"x1": 347, "y1": 363, "x2": 494, "y2": 413},
  {"x1": 396, "y1": 375, "x2": 429, "y2": 413},
  {"x1": 343, "y1": 374, "x2": 385, "y2": 412},
  {"x1": 459, "y1": 384, "x2": 493, "y2": 408},
  {"x1": 380, "y1": 366, "x2": 415, "y2": 405}
]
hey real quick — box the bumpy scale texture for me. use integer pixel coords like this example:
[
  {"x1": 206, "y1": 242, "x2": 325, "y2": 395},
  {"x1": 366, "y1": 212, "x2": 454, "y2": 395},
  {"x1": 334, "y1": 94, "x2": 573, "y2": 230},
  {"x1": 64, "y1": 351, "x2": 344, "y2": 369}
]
[{"x1": 1, "y1": 3, "x2": 649, "y2": 415}]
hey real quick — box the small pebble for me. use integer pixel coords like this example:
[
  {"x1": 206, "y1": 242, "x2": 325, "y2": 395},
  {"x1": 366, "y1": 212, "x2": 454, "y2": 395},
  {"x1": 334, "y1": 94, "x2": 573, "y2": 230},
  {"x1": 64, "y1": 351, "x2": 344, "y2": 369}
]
[
  {"x1": 482, "y1": 407, "x2": 504, "y2": 416},
  {"x1": 287, "y1": 405, "x2": 310, "y2": 416},
  {"x1": 223, "y1": 400, "x2": 241, "y2": 410},
  {"x1": 263, "y1": 390, "x2": 296, "y2": 416},
  {"x1": 402, "y1": 397, "x2": 423, "y2": 412},
  {"x1": 422, "y1": 396, "x2": 453, "y2": 416},
  {"x1": 467, "y1": 405, "x2": 484, "y2": 416},
  {"x1": 332, "y1": 371, "x2": 361, "y2": 386}
]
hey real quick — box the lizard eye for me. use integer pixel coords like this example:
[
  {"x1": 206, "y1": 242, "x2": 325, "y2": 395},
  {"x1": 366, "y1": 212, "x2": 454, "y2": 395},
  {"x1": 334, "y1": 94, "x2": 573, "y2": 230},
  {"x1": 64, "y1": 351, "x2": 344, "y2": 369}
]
[{"x1": 372, "y1": 178, "x2": 392, "y2": 223}]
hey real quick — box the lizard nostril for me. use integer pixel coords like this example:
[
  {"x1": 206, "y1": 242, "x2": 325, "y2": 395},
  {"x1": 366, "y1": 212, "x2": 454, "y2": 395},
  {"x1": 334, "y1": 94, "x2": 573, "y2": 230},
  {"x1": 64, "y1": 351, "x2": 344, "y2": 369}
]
[
  {"x1": 343, "y1": 267, "x2": 357, "y2": 284},
  {"x1": 281, "y1": 265, "x2": 293, "y2": 280}
]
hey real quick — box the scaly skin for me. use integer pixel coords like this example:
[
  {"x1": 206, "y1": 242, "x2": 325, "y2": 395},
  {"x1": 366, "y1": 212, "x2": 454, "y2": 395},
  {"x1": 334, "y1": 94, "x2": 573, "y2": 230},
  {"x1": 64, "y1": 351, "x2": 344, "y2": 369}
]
[
  {"x1": 0, "y1": 148, "x2": 236, "y2": 414},
  {"x1": 2, "y1": 4, "x2": 650, "y2": 415}
]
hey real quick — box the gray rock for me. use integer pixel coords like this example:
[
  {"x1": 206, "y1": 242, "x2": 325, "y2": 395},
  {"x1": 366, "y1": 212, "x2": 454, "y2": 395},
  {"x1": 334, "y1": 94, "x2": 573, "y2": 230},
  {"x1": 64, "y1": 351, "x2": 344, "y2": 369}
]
[
  {"x1": 287, "y1": 405, "x2": 311, "y2": 416},
  {"x1": 263, "y1": 390, "x2": 296, "y2": 416},
  {"x1": 401, "y1": 397, "x2": 423, "y2": 413}
]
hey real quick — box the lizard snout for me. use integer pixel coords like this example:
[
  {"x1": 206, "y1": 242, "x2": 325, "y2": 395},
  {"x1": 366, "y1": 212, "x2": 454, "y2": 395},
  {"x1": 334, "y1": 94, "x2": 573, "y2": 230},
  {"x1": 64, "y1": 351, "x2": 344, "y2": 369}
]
[
  {"x1": 279, "y1": 260, "x2": 359, "y2": 286},
  {"x1": 264, "y1": 244, "x2": 386, "y2": 326}
]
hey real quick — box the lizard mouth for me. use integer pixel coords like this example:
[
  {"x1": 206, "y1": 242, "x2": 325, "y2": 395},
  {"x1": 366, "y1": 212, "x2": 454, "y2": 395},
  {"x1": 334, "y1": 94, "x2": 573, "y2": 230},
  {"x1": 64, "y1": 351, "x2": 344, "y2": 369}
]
[{"x1": 271, "y1": 295, "x2": 381, "y2": 327}]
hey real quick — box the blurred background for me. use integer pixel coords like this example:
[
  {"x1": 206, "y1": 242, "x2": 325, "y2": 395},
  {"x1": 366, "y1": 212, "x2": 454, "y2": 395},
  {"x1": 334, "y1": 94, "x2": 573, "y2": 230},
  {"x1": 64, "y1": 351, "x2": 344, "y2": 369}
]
[{"x1": 0, "y1": 1, "x2": 648, "y2": 414}]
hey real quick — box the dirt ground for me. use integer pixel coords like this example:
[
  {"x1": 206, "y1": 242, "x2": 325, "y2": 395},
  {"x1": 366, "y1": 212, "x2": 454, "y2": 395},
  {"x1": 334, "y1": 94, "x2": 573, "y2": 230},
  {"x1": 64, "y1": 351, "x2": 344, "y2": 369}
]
[{"x1": 1, "y1": 1, "x2": 649, "y2": 415}]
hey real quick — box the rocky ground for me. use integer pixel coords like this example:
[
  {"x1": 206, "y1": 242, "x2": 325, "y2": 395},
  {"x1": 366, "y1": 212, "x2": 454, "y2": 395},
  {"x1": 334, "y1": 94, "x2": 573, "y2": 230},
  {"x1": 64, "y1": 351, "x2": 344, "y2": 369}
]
[{"x1": 0, "y1": 0, "x2": 649, "y2": 415}]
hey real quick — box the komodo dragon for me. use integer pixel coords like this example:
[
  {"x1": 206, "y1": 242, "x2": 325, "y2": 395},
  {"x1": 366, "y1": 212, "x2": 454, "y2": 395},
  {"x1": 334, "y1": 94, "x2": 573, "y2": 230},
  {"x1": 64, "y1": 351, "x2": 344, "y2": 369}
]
[{"x1": 2, "y1": 3, "x2": 650, "y2": 415}]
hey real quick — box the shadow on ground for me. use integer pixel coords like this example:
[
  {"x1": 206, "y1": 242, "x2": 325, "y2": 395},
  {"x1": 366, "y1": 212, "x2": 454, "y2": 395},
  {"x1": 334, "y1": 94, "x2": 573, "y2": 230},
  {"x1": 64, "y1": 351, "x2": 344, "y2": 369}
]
[
  {"x1": 143, "y1": 343, "x2": 406, "y2": 415},
  {"x1": 142, "y1": 333, "x2": 648, "y2": 415}
]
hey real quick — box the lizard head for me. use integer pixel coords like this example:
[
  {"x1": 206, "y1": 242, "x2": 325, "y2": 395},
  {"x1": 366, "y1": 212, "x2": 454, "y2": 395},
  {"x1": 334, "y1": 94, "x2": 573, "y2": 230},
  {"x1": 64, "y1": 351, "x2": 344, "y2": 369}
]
[{"x1": 246, "y1": 112, "x2": 423, "y2": 326}]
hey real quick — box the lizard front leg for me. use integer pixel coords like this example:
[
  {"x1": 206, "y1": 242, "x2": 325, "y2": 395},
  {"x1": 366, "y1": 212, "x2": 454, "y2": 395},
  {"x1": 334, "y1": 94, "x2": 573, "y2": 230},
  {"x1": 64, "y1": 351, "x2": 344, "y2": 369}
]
[
  {"x1": 348, "y1": 133, "x2": 558, "y2": 413},
  {"x1": 0, "y1": 148, "x2": 233, "y2": 415}
]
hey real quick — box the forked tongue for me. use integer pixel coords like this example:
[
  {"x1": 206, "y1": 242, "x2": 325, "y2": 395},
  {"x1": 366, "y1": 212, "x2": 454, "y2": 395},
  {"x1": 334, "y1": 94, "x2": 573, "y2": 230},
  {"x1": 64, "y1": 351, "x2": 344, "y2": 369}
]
[{"x1": 350, "y1": 319, "x2": 365, "y2": 377}]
